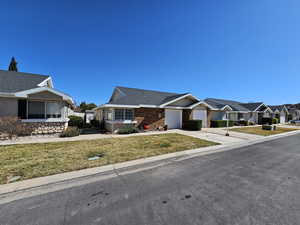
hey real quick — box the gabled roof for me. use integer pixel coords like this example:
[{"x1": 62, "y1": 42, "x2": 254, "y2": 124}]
[
  {"x1": 204, "y1": 98, "x2": 250, "y2": 111},
  {"x1": 269, "y1": 105, "x2": 286, "y2": 112},
  {"x1": 0, "y1": 70, "x2": 49, "y2": 93},
  {"x1": 240, "y1": 102, "x2": 264, "y2": 111},
  {"x1": 108, "y1": 86, "x2": 189, "y2": 106}
]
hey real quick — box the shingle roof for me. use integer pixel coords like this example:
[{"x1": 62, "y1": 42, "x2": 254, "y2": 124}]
[
  {"x1": 204, "y1": 98, "x2": 250, "y2": 111},
  {"x1": 0, "y1": 70, "x2": 49, "y2": 93},
  {"x1": 240, "y1": 102, "x2": 264, "y2": 111},
  {"x1": 108, "y1": 86, "x2": 189, "y2": 106},
  {"x1": 269, "y1": 105, "x2": 285, "y2": 112}
]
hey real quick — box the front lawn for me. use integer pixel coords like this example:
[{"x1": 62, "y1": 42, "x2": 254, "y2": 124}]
[
  {"x1": 0, "y1": 133, "x2": 218, "y2": 184},
  {"x1": 230, "y1": 126, "x2": 299, "y2": 136}
]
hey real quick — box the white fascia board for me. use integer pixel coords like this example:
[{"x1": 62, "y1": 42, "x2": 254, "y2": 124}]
[
  {"x1": 139, "y1": 104, "x2": 158, "y2": 108},
  {"x1": 188, "y1": 101, "x2": 216, "y2": 110},
  {"x1": 14, "y1": 87, "x2": 74, "y2": 104},
  {"x1": 99, "y1": 104, "x2": 140, "y2": 108},
  {"x1": 163, "y1": 106, "x2": 186, "y2": 109},
  {"x1": 228, "y1": 111, "x2": 251, "y2": 113},
  {"x1": 38, "y1": 77, "x2": 54, "y2": 88},
  {"x1": 254, "y1": 103, "x2": 273, "y2": 113},
  {"x1": 220, "y1": 105, "x2": 233, "y2": 111},
  {"x1": 282, "y1": 105, "x2": 289, "y2": 113},
  {"x1": 264, "y1": 107, "x2": 273, "y2": 113},
  {"x1": 160, "y1": 93, "x2": 199, "y2": 107}
]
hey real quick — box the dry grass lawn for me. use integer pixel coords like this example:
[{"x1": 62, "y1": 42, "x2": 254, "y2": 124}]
[
  {"x1": 0, "y1": 133, "x2": 218, "y2": 184},
  {"x1": 231, "y1": 126, "x2": 299, "y2": 136}
]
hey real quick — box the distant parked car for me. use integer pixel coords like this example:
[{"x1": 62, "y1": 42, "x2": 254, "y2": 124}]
[{"x1": 290, "y1": 120, "x2": 300, "y2": 124}]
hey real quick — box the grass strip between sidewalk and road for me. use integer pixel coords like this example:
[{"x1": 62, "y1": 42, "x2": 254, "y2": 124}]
[
  {"x1": 230, "y1": 126, "x2": 299, "y2": 136},
  {"x1": 0, "y1": 133, "x2": 219, "y2": 184}
]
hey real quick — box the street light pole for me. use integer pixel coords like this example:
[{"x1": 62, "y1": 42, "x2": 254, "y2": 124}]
[{"x1": 226, "y1": 111, "x2": 230, "y2": 136}]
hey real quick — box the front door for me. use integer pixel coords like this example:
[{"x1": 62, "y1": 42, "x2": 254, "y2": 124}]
[{"x1": 18, "y1": 99, "x2": 27, "y2": 119}]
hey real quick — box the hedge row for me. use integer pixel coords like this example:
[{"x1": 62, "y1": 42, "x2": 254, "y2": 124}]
[
  {"x1": 210, "y1": 120, "x2": 234, "y2": 128},
  {"x1": 183, "y1": 120, "x2": 202, "y2": 131}
]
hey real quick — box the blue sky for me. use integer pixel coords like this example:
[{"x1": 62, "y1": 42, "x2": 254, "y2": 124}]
[{"x1": 0, "y1": 0, "x2": 299, "y2": 105}]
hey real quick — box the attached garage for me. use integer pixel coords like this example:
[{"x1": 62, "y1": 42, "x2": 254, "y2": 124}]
[
  {"x1": 165, "y1": 109, "x2": 182, "y2": 129},
  {"x1": 280, "y1": 113, "x2": 286, "y2": 124},
  {"x1": 192, "y1": 109, "x2": 207, "y2": 128}
]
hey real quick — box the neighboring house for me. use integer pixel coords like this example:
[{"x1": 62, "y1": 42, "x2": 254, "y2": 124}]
[
  {"x1": 269, "y1": 105, "x2": 289, "y2": 123},
  {"x1": 95, "y1": 86, "x2": 214, "y2": 132},
  {"x1": 85, "y1": 110, "x2": 96, "y2": 124},
  {"x1": 204, "y1": 98, "x2": 273, "y2": 124},
  {"x1": 288, "y1": 108, "x2": 300, "y2": 121},
  {"x1": 0, "y1": 70, "x2": 74, "y2": 134}
]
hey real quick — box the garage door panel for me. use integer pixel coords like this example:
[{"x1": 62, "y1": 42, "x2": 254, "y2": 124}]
[
  {"x1": 165, "y1": 109, "x2": 182, "y2": 129},
  {"x1": 193, "y1": 109, "x2": 207, "y2": 128}
]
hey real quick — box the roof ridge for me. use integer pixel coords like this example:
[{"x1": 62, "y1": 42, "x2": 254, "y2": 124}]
[
  {"x1": 0, "y1": 69, "x2": 50, "y2": 78},
  {"x1": 116, "y1": 86, "x2": 185, "y2": 95}
]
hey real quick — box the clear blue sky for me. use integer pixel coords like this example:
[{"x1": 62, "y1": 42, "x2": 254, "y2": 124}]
[{"x1": 0, "y1": 0, "x2": 299, "y2": 105}]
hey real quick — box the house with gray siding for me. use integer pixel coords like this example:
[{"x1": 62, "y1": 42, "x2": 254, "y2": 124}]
[
  {"x1": 204, "y1": 98, "x2": 273, "y2": 124},
  {"x1": 269, "y1": 105, "x2": 289, "y2": 123},
  {"x1": 0, "y1": 70, "x2": 74, "y2": 134}
]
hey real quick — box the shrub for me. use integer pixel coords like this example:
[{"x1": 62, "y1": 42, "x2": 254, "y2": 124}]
[
  {"x1": 118, "y1": 125, "x2": 139, "y2": 134},
  {"x1": 0, "y1": 117, "x2": 33, "y2": 139},
  {"x1": 68, "y1": 116, "x2": 84, "y2": 128},
  {"x1": 238, "y1": 120, "x2": 249, "y2": 126},
  {"x1": 262, "y1": 125, "x2": 276, "y2": 131},
  {"x1": 183, "y1": 120, "x2": 202, "y2": 131},
  {"x1": 261, "y1": 118, "x2": 273, "y2": 125},
  {"x1": 272, "y1": 118, "x2": 279, "y2": 124},
  {"x1": 249, "y1": 121, "x2": 255, "y2": 126},
  {"x1": 90, "y1": 119, "x2": 101, "y2": 128},
  {"x1": 59, "y1": 127, "x2": 80, "y2": 137},
  {"x1": 210, "y1": 120, "x2": 234, "y2": 128}
]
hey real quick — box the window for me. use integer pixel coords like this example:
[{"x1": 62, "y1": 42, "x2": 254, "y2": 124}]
[
  {"x1": 238, "y1": 113, "x2": 244, "y2": 120},
  {"x1": 28, "y1": 101, "x2": 45, "y2": 119},
  {"x1": 112, "y1": 109, "x2": 134, "y2": 121},
  {"x1": 27, "y1": 101, "x2": 63, "y2": 119},
  {"x1": 104, "y1": 109, "x2": 113, "y2": 120},
  {"x1": 46, "y1": 102, "x2": 61, "y2": 118},
  {"x1": 114, "y1": 109, "x2": 124, "y2": 120},
  {"x1": 125, "y1": 109, "x2": 134, "y2": 120}
]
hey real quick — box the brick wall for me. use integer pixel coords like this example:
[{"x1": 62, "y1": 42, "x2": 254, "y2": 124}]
[{"x1": 134, "y1": 108, "x2": 165, "y2": 130}]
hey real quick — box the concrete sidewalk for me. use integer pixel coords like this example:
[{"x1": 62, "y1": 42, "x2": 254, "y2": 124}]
[
  {"x1": 1, "y1": 129, "x2": 299, "y2": 200},
  {"x1": 0, "y1": 130, "x2": 178, "y2": 146},
  {"x1": 0, "y1": 127, "x2": 263, "y2": 146}
]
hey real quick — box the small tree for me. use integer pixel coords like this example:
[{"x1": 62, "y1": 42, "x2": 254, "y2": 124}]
[
  {"x1": 8, "y1": 57, "x2": 18, "y2": 72},
  {"x1": 79, "y1": 102, "x2": 97, "y2": 112}
]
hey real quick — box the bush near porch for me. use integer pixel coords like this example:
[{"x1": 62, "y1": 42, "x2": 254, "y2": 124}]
[
  {"x1": 211, "y1": 120, "x2": 234, "y2": 128},
  {"x1": 183, "y1": 120, "x2": 202, "y2": 131}
]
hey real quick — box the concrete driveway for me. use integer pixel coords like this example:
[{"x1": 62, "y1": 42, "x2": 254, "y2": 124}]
[{"x1": 1, "y1": 134, "x2": 300, "y2": 225}]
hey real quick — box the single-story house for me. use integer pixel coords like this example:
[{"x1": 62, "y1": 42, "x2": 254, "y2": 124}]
[
  {"x1": 95, "y1": 86, "x2": 214, "y2": 132},
  {"x1": 269, "y1": 105, "x2": 289, "y2": 123},
  {"x1": 0, "y1": 70, "x2": 74, "y2": 134},
  {"x1": 204, "y1": 98, "x2": 273, "y2": 124},
  {"x1": 288, "y1": 108, "x2": 300, "y2": 121}
]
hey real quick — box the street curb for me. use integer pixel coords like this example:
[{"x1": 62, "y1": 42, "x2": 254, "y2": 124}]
[{"x1": 0, "y1": 130, "x2": 299, "y2": 196}]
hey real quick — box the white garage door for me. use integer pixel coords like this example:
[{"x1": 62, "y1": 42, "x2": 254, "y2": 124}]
[
  {"x1": 193, "y1": 109, "x2": 207, "y2": 128},
  {"x1": 165, "y1": 109, "x2": 182, "y2": 129},
  {"x1": 280, "y1": 115, "x2": 285, "y2": 124}
]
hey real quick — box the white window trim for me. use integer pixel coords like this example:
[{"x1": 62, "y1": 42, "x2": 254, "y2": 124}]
[
  {"x1": 26, "y1": 100, "x2": 65, "y2": 120},
  {"x1": 112, "y1": 108, "x2": 135, "y2": 121}
]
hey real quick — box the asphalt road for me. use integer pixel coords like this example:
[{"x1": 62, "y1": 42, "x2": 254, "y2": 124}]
[{"x1": 1, "y1": 134, "x2": 300, "y2": 225}]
